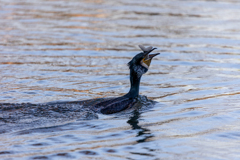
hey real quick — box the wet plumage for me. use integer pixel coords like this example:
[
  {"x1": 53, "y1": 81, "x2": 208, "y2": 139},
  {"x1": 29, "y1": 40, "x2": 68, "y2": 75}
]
[
  {"x1": 0, "y1": 45, "x2": 160, "y2": 117},
  {"x1": 85, "y1": 45, "x2": 160, "y2": 114}
]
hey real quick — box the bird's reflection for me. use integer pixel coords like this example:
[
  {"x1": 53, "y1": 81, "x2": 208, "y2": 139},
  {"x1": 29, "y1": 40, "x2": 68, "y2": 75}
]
[{"x1": 127, "y1": 110, "x2": 154, "y2": 143}]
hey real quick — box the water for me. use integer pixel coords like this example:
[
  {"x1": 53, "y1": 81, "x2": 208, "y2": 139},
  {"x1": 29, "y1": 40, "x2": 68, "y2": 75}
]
[{"x1": 1, "y1": 0, "x2": 240, "y2": 159}]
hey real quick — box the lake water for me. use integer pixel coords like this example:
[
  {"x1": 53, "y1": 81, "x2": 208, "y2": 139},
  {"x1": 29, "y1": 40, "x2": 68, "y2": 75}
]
[{"x1": 1, "y1": 0, "x2": 240, "y2": 159}]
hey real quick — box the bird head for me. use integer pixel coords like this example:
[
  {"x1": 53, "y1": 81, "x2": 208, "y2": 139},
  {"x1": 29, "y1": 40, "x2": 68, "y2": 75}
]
[{"x1": 128, "y1": 45, "x2": 160, "y2": 77}]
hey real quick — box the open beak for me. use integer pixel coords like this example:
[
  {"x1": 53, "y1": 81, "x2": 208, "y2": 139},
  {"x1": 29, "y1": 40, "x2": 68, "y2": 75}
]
[
  {"x1": 143, "y1": 47, "x2": 160, "y2": 60},
  {"x1": 142, "y1": 48, "x2": 160, "y2": 68}
]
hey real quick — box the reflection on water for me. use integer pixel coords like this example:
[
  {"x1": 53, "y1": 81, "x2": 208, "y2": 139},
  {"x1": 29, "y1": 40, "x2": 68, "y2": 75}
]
[
  {"x1": 127, "y1": 110, "x2": 153, "y2": 143},
  {"x1": 1, "y1": 0, "x2": 240, "y2": 159}
]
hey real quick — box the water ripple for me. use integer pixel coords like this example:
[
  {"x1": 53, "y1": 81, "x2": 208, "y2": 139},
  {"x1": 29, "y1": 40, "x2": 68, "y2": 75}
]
[{"x1": 1, "y1": 0, "x2": 240, "y2": 159}]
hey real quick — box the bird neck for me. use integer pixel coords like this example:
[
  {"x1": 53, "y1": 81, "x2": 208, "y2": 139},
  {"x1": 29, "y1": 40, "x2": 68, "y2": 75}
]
[{"x1": 125, "y1": 70, "x2": 141, "y2": 99}]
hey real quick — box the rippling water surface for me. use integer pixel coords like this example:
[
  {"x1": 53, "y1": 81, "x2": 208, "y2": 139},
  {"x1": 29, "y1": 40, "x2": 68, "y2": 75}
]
[{"x1": 1, "y1": 0, "x2": 240, "y2": 159}]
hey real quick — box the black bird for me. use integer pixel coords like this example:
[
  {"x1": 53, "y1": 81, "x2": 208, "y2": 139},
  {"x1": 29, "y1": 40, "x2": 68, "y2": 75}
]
[
  {"x1": 0, "y1": 45, "x2": 160, "y2": 127},
  {"x1": 89, "y1": 45, "x2": 160, "y2": 114}
]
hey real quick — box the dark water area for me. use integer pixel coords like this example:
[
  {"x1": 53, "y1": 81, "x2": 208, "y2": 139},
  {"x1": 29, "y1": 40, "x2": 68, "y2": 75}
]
[{"x1": 1, "y1": 0, "x2": 240, "y2": 159}]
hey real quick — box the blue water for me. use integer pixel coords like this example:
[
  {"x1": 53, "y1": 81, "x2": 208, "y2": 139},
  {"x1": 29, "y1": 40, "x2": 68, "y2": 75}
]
[{"x1": 1, "y1": 0, "x2": 240, "y2": 159}]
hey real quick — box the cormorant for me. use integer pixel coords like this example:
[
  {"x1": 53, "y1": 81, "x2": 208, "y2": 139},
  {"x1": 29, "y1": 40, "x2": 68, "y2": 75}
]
[
  {"x1": 90, "y1": 45, "x2": 160, "y2": 114},
  {"x1": 0, "y1": 45, "x2": 160, "y2": 126}
]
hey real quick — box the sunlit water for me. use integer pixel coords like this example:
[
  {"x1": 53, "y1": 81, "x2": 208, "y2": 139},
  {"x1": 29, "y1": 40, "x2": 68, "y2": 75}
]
[{"x1": 1, "y1": 0, "x2": 240, "y2": 159}]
